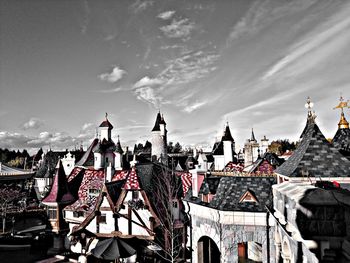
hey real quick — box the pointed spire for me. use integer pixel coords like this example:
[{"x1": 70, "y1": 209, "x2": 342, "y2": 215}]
[
  {"x1": 222, "y1": 122, "x2": 234, "y2": 142},
  {"x1": 42, "y1": 159, "x2": 74, "y2": 204},
  {"x1": 333, "y1": 96, "x2": 349, "y2": 129},
  {"x1": 151, "y1": 111, "x2": 162, "y2": 131},
  {"x1": 160, "y1": 114, "x2": 166, "y2": 125},
  {"x1": 250, "y1": 128, "x2": 256, "y2": 142},
  {"x1": 305, "y1": 96, "x2": 316, "y2": 123},
  {"x1": 115, "y1": 135, "x2": 124, "y2": 154}
]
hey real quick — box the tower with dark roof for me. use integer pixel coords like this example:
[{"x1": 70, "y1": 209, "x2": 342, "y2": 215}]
[
  {"x1": 222, "y1": 123, "x2": 235, "y2": 167},
  {"x1": 151, "y1": 111, "x2": 167, "y2": 162},
  {"x1": 93, "y1": 113, "x2": 116, "y2": 171},
  {"x1": 332, "y1": 96, "x2": 350, "y2": 159},
  {"x1": 244, "y1": 128, "x2": 260, "y2": 167},
  {"x1": 114, "y1": 135, "x2": 124, "y2": 170}
]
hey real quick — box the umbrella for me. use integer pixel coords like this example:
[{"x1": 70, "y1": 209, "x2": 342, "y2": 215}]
[{"x1": 91, "y1": 237, "x2": 136, "y2": 261}]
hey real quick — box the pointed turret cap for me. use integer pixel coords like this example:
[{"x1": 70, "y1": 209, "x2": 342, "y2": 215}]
[
  {"x1": 151, "y1": 111, "x2": 162, "y2": 131},
  {"x1": 250, "y1": 128, "x2": 256, "y2": 142},
  {"x1": 160, "y1": 114, "x2": 166, "y2": 125},
  {"x1": 334, "y1": 96, "x2": 349, "y2": 129},
  {"x1": 276, "y1": 99, "x2": 350, "y2": 178},
  {"x1": 221, "y1": 123, "x2": 234, "y2": 142},
  {"x1": 42, "y1": 160, "x2": 75, "y2": 204},
  {"x1": 99, "y1": 113, "x2": 114, "y2": 129},
  {"x1": 115, "y1": 135, "x2": 124, "y2": 154}
]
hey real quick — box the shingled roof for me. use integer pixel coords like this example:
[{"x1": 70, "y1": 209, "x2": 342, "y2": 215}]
[
  {"x1": 275, "y1": 119, "x2": 350, "y2": 178},
  {"x1": 332, "y1": 127, "x2": 350, "y2": 159},
  {"x1": 42, "y1": 160, "x2": 75, "y2": 205},
  {"x1": 221, "y1": 124, "x2": 234, "y2": 142},
  {"x1": 187, "y1": 175, "x2": 276, "y2": 212}
]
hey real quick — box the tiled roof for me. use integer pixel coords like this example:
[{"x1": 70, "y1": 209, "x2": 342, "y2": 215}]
[
  {"x1": 115, "y1": 139, "x2": 124, "y2": 154},
  {"x1": 188, "y1": 175, "x2": 276, "y2": 212},
  {"x1": 42, "y1": 160, "x2": 75, "y2": 205},
  {"x1": 332, "y1": 128, "x2": 350, "y2": 159},
  {"x1": 276, "y1": 120, "x2": 350, "y2": 178},
  {"x1": 123, "y1": 167, "x2": 141, "y2": 190},
  {"x1": 64, "y1": 169, "x2": 105, "y2": 212},
  {"x1": 246, "y1": 152, "x2": 284, "y2": 174}
]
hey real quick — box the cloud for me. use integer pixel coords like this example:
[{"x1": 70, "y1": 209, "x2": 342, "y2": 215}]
[
  {"x1": 99, "y1": 66, "x2": 126, "y2": 83},
  {"x1": 183, "y1": 101, "x2": 207, "y2": 113},
  {"x1": 263, "y1": 8, "x2": 350, "y2": 80},
  {"x1": 95, "y1": 87, "x2": 124, "y2": 93},
  {"x1": 157, "y1": 11, "x2": 175, "y2": 20},
  {"x1": 134, "y1": 86, "x2": 165, "y2": 107},
  {"x1": 0, "y1": 131, "x2": 32, "y2": 149},
  {"x1": 134, "y1": 76, "x2": 164, "y2": 88},
  {"x1": 160, "y1": 18, "x2": 195, "y2": 39},
  {"x1": 22, "y1": 118, "x2": 44, "y2": 130},
  {"x1": 130, "y1": 0, "x2": 153, "y2": 13},
  {"x1": 228, "y1": 0, "x2": 318, "y2": 42}
]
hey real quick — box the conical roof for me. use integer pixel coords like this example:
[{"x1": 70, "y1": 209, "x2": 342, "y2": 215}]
[
  {"x1": 115, "y1": 136, "x2": 124, "y2": 154},
  {"x1": 42, "y1": 160, "x2": 75, "y2": 204},
  {"x1": 250, "y1": 128, "x2": 256, "y2": 142},
  {"x1": 151, "y1": 112, "x2": 162, "y2": 131},
  {"x1": 99, "y1": 113, "x2": 113, "y2": 129},
  {"x1": 276, "y1": 119, "x2": 350, "y2": 178},
  {"x1": 221, "y1": 124, "x2": 234, "y2": 142}
]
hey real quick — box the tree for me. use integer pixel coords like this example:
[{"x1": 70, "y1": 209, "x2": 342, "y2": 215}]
[
  {"x1": 173, "y1": 142, "x2": 182, "y2": 153},
  {"x1": 150, "y1": 164, "x2": 187, "y2": 263},
  {"x1": 268, "y1": 139, "x2": 296, "y2": 155}
]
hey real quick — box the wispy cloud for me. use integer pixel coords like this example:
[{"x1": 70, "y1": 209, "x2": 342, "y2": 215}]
[
  {"x1": 99, "y1": 66, "x2": 126, "y2": 83},
  {"x1": 22, "y1": 117, "x2": 44, "y2": 130},
  {"x1": 183, "y1": 101, "x2": 207, "y2": 113},
  {"x1": 157, "y1": 10, "x2": 175, "y2": 20},
  {"x1": 134, "y1": 86, "x2": 166, "y2": 107},
  {"x1": 130, "y1": 0, "x2": 153, "y2": 13},
  {"x1": 160, "y1": 18, "x2": 195, "y2": 39},
  {"x1": 80, "y1": 0, "x2": 90, "y2": 34},
  {"x1": 228, "y1": 0, "x2": 318, "y2": 42},
  {"x1": 94, "y1": 87, "x2": 124, "y2": 93},
  {"x1": 134, "y1": 76, "x2": 164, "y2": 88}
]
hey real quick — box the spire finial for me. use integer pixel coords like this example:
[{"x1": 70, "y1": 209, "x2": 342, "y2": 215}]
[
  {"x1": 334, "y1": 95, "x2": 349, "y2": 129},
  {"x1": 105, "y1": 112, "x2": 108, "y2": 119},
  {"x1": 305, "y1": 96, "x2": 316, "y2": 121},
  {"x1": 117, "y1": 135, "x2": 120, "y2": 142}
]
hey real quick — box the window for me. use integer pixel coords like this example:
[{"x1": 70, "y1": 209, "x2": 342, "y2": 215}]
[
  {"x1": 73, "y1": 211, "x2": 85, "y2": 218},
  {"x1": 89, "y1": 188, "x2": 100, "y2": 197},
  {"x1": 239, "y1": 190, "x2": 258, "y2": 203},
  {"x1": 172, "y1": 201, "x2": 178, "y2": 208},
  {"x1": 47, "y1": 207, "x2": 57, "y2": 219},
  {"x1": 132, "y1": 191, "x2": 139, "y2": 200},
  {"x1": 99, "y1": 214, "x2": 107, "y2": 224}
]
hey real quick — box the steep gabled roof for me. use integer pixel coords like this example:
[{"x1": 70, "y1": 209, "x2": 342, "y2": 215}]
[
  {"x1": 75, "y1": 138, "x2": 99, "y2": 167},
  {"x1": 42, "y1": 160, "x2": 75, "y2": 205},
  {"x1": 276, "y1": 120, "x2": 350, "y2": 178}
]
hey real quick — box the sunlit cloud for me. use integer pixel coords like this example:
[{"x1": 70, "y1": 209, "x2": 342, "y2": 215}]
[
  {"x1": 160, "y1": 18, "x2": 195, "y2": 39},
  {"x1": 130, "y1": 0, "x2": 154, "y2": 13},
  {"x1": 99, "y1": 66, "x2": 126, "y2": 83},
  {"x1": 22, "y1": 117, "x2": 44, "y2": 130},
  {"x1": 157, "y1": 10, "x2": 175, "y2": 20}
]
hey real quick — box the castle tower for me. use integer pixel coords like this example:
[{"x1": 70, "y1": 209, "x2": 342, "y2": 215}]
[
  {"x1": 93, "y1": 113, "x2": 116, "y2": 170},
  {"x1": 222, "y1": 123, "x2": 235, "y2": 166},
  {"x1": 260, "y1": 136, "x2": 269, "y2": 154},
  {"x1": 244, "y1": 128, "x2": 260, "y2": 167},
  {"x1": 332, "y1": 96, "x2": 350, "y2": 158},
  {"x1": 151, "y1": 111, "x2": 167, "y2": 162}
]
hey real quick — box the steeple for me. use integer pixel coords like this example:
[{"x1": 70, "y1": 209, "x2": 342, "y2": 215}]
[
  {"x1": 305, "y1": 96, "x2": 316, "y2": 123},
  {"x1": 334, "y1": 96, "x2": 349, "y2": 129},
  {"x1": 222, "y1": 122, "x2": 234, "y2": 142},
  {"x1": 115, "y1": 135, "x2": 124, "y2": 154},
  {"x1": 98, "y1": 113, "x2": 113, "y2": 141},
  {"x1": 152, "y1": 111, "x2": 162, "y2": 132},
  {"x1": 250, "y1": 128, "x2": 256, "y2": 142}
]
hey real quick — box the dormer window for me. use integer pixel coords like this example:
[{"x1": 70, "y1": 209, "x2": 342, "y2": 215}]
[
  {"x1": 239, "y1": 190, "x2": 258, "y2": 203},
  {"x1": 89, "y1": 188, "x2": 100, "y2": 197}
]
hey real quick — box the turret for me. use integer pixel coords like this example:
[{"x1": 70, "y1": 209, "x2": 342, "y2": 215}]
[
  {"x1": 222, "y1": 123, "x2": 235, "y2": 166},
  {"x1": 151, "y1": 111, "x2": 167, "y2": 162},
  {"x1": 244, "y1": 128, "x2": 260, "y2": 167},
  {"x1": 99, "y1": 112, "x2": 113, "y2": 141},
  {"x1": 114, "y1": 135, "x2": 123, "y2": 170}
]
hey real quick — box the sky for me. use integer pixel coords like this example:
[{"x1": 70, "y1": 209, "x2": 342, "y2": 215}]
[{"x1": 1, "y1": 0, "x2": 350, "y2": 154}]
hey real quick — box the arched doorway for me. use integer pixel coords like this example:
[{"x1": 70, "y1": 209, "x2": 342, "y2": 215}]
[{"x1": 197, "y1": 236, "x2": 220, "y2": 263}]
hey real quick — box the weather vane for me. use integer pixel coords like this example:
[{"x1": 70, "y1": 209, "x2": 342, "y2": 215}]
[
  {"x1": 333, "y1": 95, "x2": 349, "y2": 113},
  {"x1": 305, "y1": 96, "x2": 316, "y2": 120}
]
